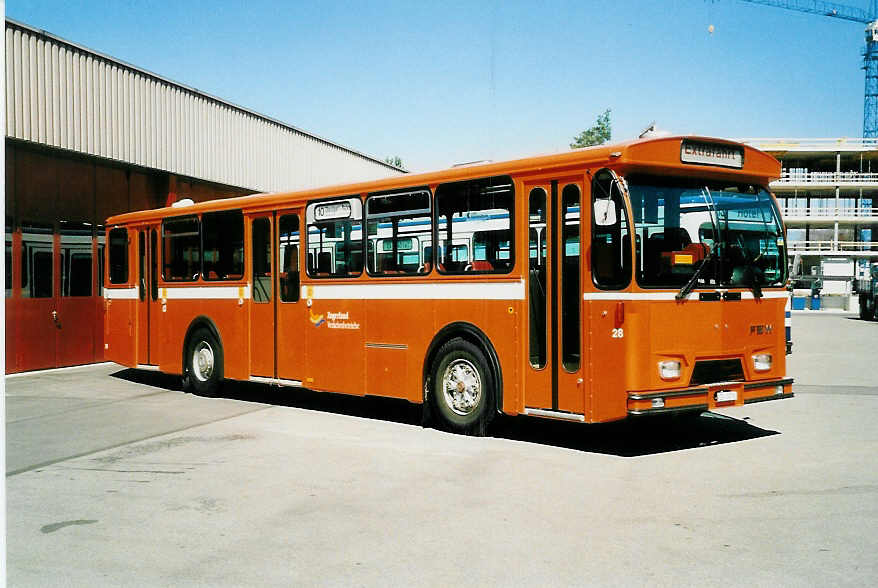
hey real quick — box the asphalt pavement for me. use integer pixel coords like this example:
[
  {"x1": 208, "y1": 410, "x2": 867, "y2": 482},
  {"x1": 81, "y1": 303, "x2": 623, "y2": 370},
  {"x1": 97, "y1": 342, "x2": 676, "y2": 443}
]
[{"x1": 6, "y1": 312, "x2": 878, "y2": 586}]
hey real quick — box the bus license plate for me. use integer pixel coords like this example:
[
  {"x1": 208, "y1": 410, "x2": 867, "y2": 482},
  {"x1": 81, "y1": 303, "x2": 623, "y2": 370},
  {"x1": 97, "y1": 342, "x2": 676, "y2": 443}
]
[{"x1": 715, "y1": 390, "x2": 737, "y2": 403}]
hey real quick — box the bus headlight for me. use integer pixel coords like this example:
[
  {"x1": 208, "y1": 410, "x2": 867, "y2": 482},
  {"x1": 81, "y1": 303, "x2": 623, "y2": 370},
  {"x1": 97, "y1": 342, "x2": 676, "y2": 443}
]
[
  {"x1": 658, "y1": 360, "x2": 681, "y2": 379},
  {"x1": 752, "y1": 353, "x2": 772, "y2": 371}
]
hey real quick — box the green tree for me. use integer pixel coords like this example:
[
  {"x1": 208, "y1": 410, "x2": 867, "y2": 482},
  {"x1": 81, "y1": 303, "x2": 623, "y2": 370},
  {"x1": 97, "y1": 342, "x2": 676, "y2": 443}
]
[
  {"x1": 570, "y1": 109, "x2": 612, "y2": 149},
  {"x1": 384, "y1": 156, "x2": 405, "y2": 169}
]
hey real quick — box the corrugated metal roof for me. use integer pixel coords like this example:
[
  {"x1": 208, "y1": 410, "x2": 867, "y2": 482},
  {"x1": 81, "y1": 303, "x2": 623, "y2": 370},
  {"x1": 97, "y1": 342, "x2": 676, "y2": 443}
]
[{"x1": 5, "y1": 18, "x2": 404, "y2": 192}]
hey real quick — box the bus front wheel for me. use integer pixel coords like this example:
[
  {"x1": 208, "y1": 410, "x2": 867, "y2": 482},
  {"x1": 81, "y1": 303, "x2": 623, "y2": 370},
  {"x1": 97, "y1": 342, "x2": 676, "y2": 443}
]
[
  {"x1": 431, "y1": 338, "x2": 494, "y2": 435},
  {"x1": 183, "y1": 327, "x2": 224, "y2": 397}
]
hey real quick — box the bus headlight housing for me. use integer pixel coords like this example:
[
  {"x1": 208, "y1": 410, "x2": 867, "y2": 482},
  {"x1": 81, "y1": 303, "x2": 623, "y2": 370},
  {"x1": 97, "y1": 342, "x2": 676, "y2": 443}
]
[
  {"x1": 752, "y1": 353, "x2": 772, "y2": 372},
  {"x1": 658, "y1": 360, "x2": 681, "y2": 379}
]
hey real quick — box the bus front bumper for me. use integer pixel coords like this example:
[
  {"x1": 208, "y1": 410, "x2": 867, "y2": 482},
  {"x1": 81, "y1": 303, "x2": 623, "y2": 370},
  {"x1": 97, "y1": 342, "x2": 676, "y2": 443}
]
[{"x1": 627, "y1": 378, "x2": 794, "y2": 416}]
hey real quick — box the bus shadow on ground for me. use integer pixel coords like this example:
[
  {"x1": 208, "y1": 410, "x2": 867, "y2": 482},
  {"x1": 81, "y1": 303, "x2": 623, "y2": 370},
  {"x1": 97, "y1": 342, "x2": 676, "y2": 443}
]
[
  {"x1": 491, "y1": 412, "x2": 778, "y2": 457},
  {"x1": 111, "y1": 369, "x2": 779, "y2": 458}
]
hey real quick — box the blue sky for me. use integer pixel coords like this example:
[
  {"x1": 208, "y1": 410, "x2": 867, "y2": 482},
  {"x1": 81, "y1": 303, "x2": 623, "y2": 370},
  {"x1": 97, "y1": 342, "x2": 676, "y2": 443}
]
[{"x1": 7, "y1": 1, "x2": 871, "y2": 171}]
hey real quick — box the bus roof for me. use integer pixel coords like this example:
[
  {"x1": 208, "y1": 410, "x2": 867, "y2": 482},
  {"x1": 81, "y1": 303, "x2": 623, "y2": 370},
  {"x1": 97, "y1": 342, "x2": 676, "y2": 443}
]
[{"x1": 106, "y1": 136, "x2": 780, "y2": 226}]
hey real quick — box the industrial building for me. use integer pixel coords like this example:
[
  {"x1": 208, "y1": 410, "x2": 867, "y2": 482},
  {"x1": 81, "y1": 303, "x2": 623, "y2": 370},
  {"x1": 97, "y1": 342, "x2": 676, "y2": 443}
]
[
  {"x1": 4, "y1": 19, "x2": 404, "y2": 373},
  {"x1": 744, "y1": 138, "x2": 878, "y2": 310}
]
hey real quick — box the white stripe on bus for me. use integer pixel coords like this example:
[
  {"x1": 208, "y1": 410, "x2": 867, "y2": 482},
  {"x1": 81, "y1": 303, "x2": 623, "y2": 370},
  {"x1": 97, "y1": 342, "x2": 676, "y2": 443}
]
[
  {"x1": 304, "y1": 280, "x2": 526, "y2": 301},
  {"x1": 106, "y1": 286, "x2": 250, "y2": 300},
  {"x1": 161, "y1": 286, "x2": 251, "y2": 300},
  {"x1": 582, "y1": 290, "x2": 790, "y2": 301},
  {"x1": 104, "y1": 287, "x2": 138, "y2": 299}
]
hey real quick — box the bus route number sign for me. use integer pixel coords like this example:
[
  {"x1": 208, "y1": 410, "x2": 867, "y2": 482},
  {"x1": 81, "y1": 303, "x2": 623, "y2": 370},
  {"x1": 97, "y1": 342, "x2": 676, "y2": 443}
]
[
  {"x1": 314, "y1": 201, "x2": 352, "y2": 221},
  {"x1": 680, "y1": 140, "x2": 743, "y2": 169}
]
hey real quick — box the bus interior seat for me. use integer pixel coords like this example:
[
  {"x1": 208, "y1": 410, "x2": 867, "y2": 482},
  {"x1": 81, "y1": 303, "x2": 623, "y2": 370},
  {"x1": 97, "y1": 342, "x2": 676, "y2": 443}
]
[
  {"x1": 645, "y1": 228, "x2": 691, "y2": 279},
  {"x1": 469, "y1": 260, "x2": 493, "y2": 271}
]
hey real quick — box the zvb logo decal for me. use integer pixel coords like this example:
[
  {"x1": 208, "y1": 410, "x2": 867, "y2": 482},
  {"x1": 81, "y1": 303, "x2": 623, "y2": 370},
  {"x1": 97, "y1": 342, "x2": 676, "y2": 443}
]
[
  {"x1": 309, "y1": 307, "x2": 325, "y2": 327},
  {"x1": 749, "y1": 324, "x2": 773, "y2": 335}
]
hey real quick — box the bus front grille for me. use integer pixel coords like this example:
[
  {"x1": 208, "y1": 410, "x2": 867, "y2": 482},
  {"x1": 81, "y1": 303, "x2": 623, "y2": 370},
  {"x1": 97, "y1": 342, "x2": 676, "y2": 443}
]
[{"x1": 689, "y1": 359, "x2": 744, "y2": 386}]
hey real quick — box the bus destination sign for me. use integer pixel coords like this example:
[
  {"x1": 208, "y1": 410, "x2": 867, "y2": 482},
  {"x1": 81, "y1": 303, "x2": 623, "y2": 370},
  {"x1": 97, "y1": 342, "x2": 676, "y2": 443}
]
[
  {"x1": 680, "y1": 140, "x2": 743, "y2": 169},
  {"x1": 314, "y1": 200, "x2": 352, "y2": 221}
]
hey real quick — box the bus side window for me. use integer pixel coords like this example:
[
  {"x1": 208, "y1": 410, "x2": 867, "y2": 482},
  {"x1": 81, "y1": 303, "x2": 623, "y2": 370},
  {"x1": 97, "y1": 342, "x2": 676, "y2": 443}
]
[
  {"x1": 202, "y1": 210, "x2": 244, "y2": 281},
  {"x1": 108, "y1": 227, "x2": 129, "y2": 285},
  {"x1": 306, "y1": 198, "x2": 363, "y2": 278},
  {"x1": 279, "y1": 214, "x2": 300, "y2": 301},
  {"x1": 162, "y1": 217, "x2": 200, "y2": 282},
  {"x1": 435, "y1": 175, "x2": 514, "y2": 274},
  {"x1": 591, "y1": 170, "x2": 632, "y2": 290},
  {"x1": 252, "y1": 217, "x2": 272, "y2": 303},
  {"x1": 365, "y1": 188, "x2": 431, "y2": 276}
]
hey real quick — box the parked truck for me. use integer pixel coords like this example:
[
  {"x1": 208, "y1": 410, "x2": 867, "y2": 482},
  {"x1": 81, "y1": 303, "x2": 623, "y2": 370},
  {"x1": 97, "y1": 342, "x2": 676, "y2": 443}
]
[{"x1": 857, "y1": 264, "x2": 878, "y2": 320}]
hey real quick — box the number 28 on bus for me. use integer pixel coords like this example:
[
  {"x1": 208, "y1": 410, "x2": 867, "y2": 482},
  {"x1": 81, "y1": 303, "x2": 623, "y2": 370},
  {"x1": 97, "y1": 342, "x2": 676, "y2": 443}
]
[{"x1": 104, "y1": 136, "x2": 793, "y2": 433}]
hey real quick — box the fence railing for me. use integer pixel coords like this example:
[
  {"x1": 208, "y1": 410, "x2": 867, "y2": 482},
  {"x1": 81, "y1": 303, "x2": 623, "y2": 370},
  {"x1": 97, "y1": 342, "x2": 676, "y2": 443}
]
[
  {"x1": 775, "y1": 171, "x2": 878, "y2": 184},
  {"x1": 786, "y1": 240, "x2": 878, "y2": 252},
  {"x1": 780, "y1": 207, "x2": 878, "y2": 218}
]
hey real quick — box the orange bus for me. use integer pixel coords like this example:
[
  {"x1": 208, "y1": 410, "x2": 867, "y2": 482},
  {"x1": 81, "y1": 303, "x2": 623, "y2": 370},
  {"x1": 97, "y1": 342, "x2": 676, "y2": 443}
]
[{"x1": 103, "y1": 136, "x2": 793, "y2": 433}]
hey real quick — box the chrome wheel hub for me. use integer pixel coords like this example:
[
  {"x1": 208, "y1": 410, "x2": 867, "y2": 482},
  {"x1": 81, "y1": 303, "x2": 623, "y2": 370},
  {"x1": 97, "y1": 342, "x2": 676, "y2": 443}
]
[
  {"x1": 192, "y1": 341, "x2": 214, "y2": 382},
  {"x1": 442, "y1": 359, "x2": 481, "y2": 416}
]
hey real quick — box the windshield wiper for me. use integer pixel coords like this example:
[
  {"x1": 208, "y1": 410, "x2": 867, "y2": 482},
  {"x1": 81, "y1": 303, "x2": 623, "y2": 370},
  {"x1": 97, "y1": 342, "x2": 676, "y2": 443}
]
[
  {"x1": 677, "y1": 186, "x2": 720, "y2": 301},
  {"x1": 676, "y1": 252, "x2": 715, "y2": 300}
]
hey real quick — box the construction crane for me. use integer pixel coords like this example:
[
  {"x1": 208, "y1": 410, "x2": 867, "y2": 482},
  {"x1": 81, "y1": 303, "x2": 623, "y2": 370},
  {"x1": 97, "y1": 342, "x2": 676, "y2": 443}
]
[{"x1": 739, "y1": 1, "x2": 878, "y2": 137}]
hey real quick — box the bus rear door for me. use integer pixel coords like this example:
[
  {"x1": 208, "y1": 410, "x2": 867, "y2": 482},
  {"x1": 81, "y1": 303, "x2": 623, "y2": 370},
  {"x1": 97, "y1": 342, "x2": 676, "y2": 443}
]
[{"x1": 135, "y1": 226, "x2": 160, "y2": 367}]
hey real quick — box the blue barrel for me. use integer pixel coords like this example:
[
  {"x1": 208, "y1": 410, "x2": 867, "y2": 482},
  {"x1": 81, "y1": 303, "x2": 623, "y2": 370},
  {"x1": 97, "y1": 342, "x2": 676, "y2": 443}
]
[{"x1": 791, "y1": 297, "x2": 806, "y2": 310}]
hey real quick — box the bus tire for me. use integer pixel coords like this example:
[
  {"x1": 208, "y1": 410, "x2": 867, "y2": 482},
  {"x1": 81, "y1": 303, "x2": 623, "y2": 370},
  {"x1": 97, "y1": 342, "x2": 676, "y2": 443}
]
[
  {"x1": 184, "y1": 327, "x2": 224, "y2": 397},
  {"x1": 431, "y1": 338, "x2": 494, "y2": 435}
]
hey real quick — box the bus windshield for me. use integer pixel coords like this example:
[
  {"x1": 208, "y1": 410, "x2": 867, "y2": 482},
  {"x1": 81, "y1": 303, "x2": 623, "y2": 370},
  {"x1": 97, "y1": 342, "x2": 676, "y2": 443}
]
[{"x1": 627, "y1": 175, "x2": 786, "y2": 290}]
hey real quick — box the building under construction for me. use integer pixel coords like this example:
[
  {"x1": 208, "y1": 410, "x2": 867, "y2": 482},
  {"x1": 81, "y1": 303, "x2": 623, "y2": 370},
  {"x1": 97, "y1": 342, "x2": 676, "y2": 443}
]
[{"x1": 744, "y1": 138, "x2": 878, "y2": 310}]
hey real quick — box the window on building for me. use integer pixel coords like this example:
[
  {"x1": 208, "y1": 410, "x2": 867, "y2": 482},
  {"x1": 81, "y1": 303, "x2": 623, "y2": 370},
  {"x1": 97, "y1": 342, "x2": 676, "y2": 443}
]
[
  {"x1": 366, "y1": 189, "x2": 431, "y2": 276},
  {"x1": 306, "y1": 198, "x2": 363, "y2": 278},
  {"x1": 96, "y1": 227, "x2": 105, "y2": 296},
  {"x1": 162, "y1": 216, "x2": 200, "y2": 282},
  {"x1": 5, "y1": 221, "x2": 12, "y2": 298},
  {"x1": 435, "y1": 176, "x2": 514, "y2": 274},
  {"x1": 61, "y1": 222, "x2": 94, "y2": 297},
  {"x1": 22, "y1": 223, "x2": 55, "y2": 298}
]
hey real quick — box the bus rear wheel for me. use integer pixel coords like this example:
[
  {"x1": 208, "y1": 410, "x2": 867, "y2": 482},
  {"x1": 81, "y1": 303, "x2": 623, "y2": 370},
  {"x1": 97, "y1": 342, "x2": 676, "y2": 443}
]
[
  {"x1": 183, "y1": 327, "x2": 224, "y2": 397},
  {"x1": 431, "y1": 338, "x2": 494, "y2": 435}
]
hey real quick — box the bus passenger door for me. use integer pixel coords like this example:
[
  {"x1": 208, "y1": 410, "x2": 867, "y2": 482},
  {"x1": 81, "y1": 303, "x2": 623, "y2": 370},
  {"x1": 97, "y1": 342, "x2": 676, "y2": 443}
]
[
  {"x1": 134, "y1": 226, "x2": 160, "y2": 367},
  {"x1": 135, "y1": 229, "x2": 149, "y2": 365},
  {"x1": 274, "y1": 211, "x2": 306, "y2": 382},
  {"x1": 523, "y1": 180, "x2": 586, "y2": 416},
  {"x1": 250, "y1": 215, "x2": 275, "y2": 377}
]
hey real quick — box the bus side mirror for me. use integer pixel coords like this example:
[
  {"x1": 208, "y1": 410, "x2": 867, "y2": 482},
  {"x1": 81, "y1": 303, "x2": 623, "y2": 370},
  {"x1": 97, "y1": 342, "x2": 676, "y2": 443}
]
[
  {"x1": 870, "y1": 265, "x2": 878, "y2": 279},
  {"x1": 594, "y1": 199, "x2": 617, "y2": 226}
]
